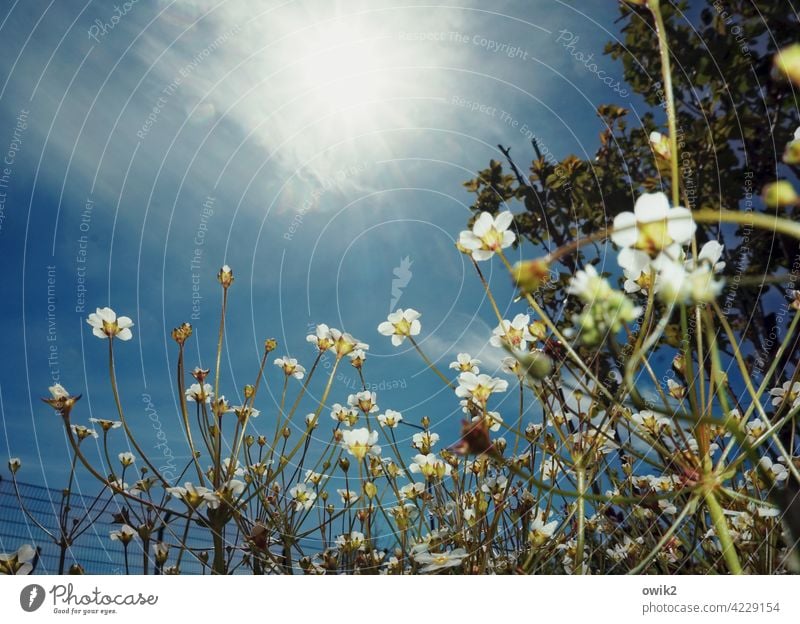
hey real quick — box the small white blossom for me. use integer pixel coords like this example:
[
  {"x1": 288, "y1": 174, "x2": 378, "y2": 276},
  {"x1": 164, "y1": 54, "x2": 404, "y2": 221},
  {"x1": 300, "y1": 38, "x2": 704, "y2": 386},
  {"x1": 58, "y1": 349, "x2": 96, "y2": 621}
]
[
  {"x1": 340, "y1": 428, "x2": 381, "y2": 460},
  {"x1": 86, "y1": 307, "x2": 134, "y2": 340},
  {"x1": 490, "y1": 313, "x2": 534, "y2": 351},
  {"x1": 449, "y1": 353, "x2": 481, "y2": 374},
  {"x1": 458, "y1": 211, "x2": 516, "y2": 261},
  {"x1": 377, "y1": 308, "x2": 422, "y2": 346},
  {"x1": 274, "y1": 357, "x2": 306, "y2": 380}
]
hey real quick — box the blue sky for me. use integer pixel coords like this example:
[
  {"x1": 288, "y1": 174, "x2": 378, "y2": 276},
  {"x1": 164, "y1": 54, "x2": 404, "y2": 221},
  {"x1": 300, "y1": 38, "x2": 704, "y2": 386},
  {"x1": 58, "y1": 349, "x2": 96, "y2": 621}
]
[{"x1": 0, "y1": 0, "x2": 641, "y2": 489}]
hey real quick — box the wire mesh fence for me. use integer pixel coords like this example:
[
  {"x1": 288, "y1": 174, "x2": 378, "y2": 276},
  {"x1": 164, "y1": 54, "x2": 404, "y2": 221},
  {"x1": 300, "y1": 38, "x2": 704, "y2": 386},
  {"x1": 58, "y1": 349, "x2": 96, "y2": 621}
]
[{"x1": 0, "y1": 476, "x2": 213, "y2": 574}]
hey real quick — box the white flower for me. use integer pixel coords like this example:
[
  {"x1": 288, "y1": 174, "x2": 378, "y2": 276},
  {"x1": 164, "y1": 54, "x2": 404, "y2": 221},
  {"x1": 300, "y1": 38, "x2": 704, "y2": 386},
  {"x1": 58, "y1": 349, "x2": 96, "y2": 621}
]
[
  {"x1": 758, "y1": 457, "x2": 789, "y2": 483},
  {"x1": 415, "y1": 548, "x2": 467, "y2": 573},
  {"x1": 501, "y1": 357, "x2": 521, "y2": 376},
  {"x1": 472, "y1": 411, "x2": 503, "y2": 432},
  {"x1": 695, "y1": 240, "x2": 725, "y2": 273},
  {"x1": 289, "y1": 483, "x2": 317, "y2": 511},
  {"x1": 490, "y1": 314, "x2": 533, "y2": 351},
  {"x1": 274, "y1": 357, "x2": 305, "y2": 379},
  {"x1": 0, "y1": 544, "x2": 36, "y2": 575},
  {"x1": 335, "y1": 531, "x2": 365, "y2": 551},
  {"x1": 331, "y1": 403, "x2": 359, "y2": 426},
  {"x1": 337, "y1": 489, "x2": 359, "y2": 504},
  {"x1": 399, "y1": 482, "x2": 425, "y2": 500},
  {"x1": 307, "y1": 324, "x2": 334, "y2": 352},
  {"x1": 411, "y1": 431, "x2": 439, "y2": 453},
  {"x1": 230, "y1": 405, "x2": 260, "y2": 421},
  {"x1": 70, "y1": 424, "x2": 98, "y2": 441},
  {"x1": 86, "y1": 307, "x2": 134, "y2": 340},
  {"x1": 89, "y1": 418, "x2": 122, "y2": 431},
  {"x1": 631, "y1": 410, "x2": 672, "y2": 437},
  {"x1": 458, "y1": 211, "x2": 516, "y2": 261},
  {"x1": 109, "y1": 524, "x2": 137, "y2": 544},
  {"x1": 377, "y1": 308, "x2": 421, "y2": 346},
  {"x1": 329, "y1": 328, "x2": 369, "y2": 357},
  {"x1": 118, "y1": 452, "x2": 135, "y2": 467},
  {"x1": 649, "y1": 131, "x2": 670, "y2": 159},
  {"x1": 377, "y1": 409, "x2": 403, "y2": 428},
  {"x1": 529, "y1": 509, "x2": 558, "y2": 546},
  {"x1": 744, "y1": 419, "x2": 769, "y2": 444},
  {"x1": 153, "y1": 542, "x2": 170, "y2": 563},
  {"x1": 480, "y1": 475, "x2": 508, "y2": 496},
  {"x1": 455, "y1": 372, "x2": 508, "y2": 405},
  {"x1": 611, "y1": 192, "x2": 696, "y2": 260},
  {"x1": 449, "y1": 353, "x2": 481, "y2": 374},
  {"x1": 340, "y1": 428, "x2": 381, "y2": 460},
  {"x1": 567, "y1": 265, "x2": 612, "y2": 302},
  {"x1": 185, "y1": 383, "x2": 213, "y2": 403},
  {"x1": 540, "y1": 457, "x2": 561, "y2": 481},
  {"x1": 654, "y1": 256, "x2": 724, "y2": 306},
  {"x1": 305, "y1": 470, "x2": 325, "y2": 485},
  {"x1": 49, "y1": 383, "x2": 70, "y2": 400},
  {"x1": 349, "y1": 349, "x2": 367, "y2": 366},
  {"x1": 348, "y1": 391, "x2": 378, "y2": 414},
  {"x1": 409, "y1": 453, "x2": 451, "y2": 480},
  {"x1": 167, "y1": 482, "x2": 219, "y2": 510},
  {"x1": 218, "y1": 479, "x2": 245, "y2": 501},
  {"x1": 769, "y1": 381, "x2": 800, "y2": 411}
]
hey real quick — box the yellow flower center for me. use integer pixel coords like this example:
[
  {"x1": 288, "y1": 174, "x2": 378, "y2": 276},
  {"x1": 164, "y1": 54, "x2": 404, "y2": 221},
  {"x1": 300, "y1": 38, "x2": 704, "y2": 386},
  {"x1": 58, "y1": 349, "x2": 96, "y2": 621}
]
[
  {"x1": 349, "y1": 443, "x2": 369, "y2": 460},
  {"x1": 480, "y1": 227, "x2": 504, "y2": 251},
  {"x1": 636, "y1": 220, "x2": 672, "y2": 254},
  {"x1": 393, "y1": 318, "x2": 412, "y2": 335}
]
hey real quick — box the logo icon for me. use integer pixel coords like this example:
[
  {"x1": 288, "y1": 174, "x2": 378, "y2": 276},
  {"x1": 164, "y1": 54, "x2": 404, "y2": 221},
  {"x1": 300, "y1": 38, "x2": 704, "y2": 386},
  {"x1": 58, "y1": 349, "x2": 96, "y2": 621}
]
[
  {"x1": 20, "y1": 584, "x2": 45, "y2": 612},
  {"x1": 390, "y1": 256, "x2": 413, "y2": 312}
]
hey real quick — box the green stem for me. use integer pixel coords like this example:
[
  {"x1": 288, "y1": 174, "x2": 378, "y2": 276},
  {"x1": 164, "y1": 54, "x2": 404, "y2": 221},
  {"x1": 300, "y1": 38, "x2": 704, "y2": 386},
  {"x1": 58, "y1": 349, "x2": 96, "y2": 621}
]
[{"x1": 703, "y1": 488, "x2": 743, "y2": 574}]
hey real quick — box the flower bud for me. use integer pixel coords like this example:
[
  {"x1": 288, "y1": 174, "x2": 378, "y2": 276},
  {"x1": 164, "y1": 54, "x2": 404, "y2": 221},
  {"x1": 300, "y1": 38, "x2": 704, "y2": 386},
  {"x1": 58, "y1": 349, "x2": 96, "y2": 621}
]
[
  {"x1": 264, "y1": 338, "x2": 277, "y2": 352},
  {"x1": 520, "y1": 350, "x2": 553, "y2": 380},
  {"x1": 8, "y1": 457, "x2": 21, "y2": 474},
  {"x1": 363, "y1": 481, "x2": 377, "y2": 499},
  {"x1": 69, "y1": 564, "x2": 85, "y2": 574},
  {"x1": 191, "y1": 367, "x2": 210, "y2": 383},
  {"x1": 421, "y1": 415, "x2": 430, "y2": 429},
  {"x1": 649, "y1": 131, "x2": 671, "y2": 160},
  {"x1": 512, "y1": 259, "x2": 550, "y2": 293},
  {"x1": 171, "y1": 322, "x2": 192, "y2": 345},
  {"x1": 762, "y1": 181, "x2": 798, "y2": 208},
  {"x1": 339, "y1": 457, "x2": 350, "y2": 472},
  {"x1": 217, "y1": 264, "x2": 234, "y2": 288},
  {"x1": 774, "y1": 44, "x2": 800, "y2": 86},
  {"x1": 784, "y1": 136, "x2": 800, "y2": 166}
]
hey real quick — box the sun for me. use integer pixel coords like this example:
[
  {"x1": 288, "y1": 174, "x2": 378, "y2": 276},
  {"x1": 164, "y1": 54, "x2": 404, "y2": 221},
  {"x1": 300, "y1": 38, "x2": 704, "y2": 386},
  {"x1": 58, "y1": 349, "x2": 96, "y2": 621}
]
[{"x1": 293, "y1": 19, "x2": 393, "y2": 114}]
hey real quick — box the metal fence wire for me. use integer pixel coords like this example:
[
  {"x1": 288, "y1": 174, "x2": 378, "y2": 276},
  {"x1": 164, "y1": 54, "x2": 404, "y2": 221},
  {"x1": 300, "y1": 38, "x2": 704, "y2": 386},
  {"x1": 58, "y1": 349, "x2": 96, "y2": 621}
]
[{"x1": 0, "y1": 477, "x2": 213, "y2": 574}]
